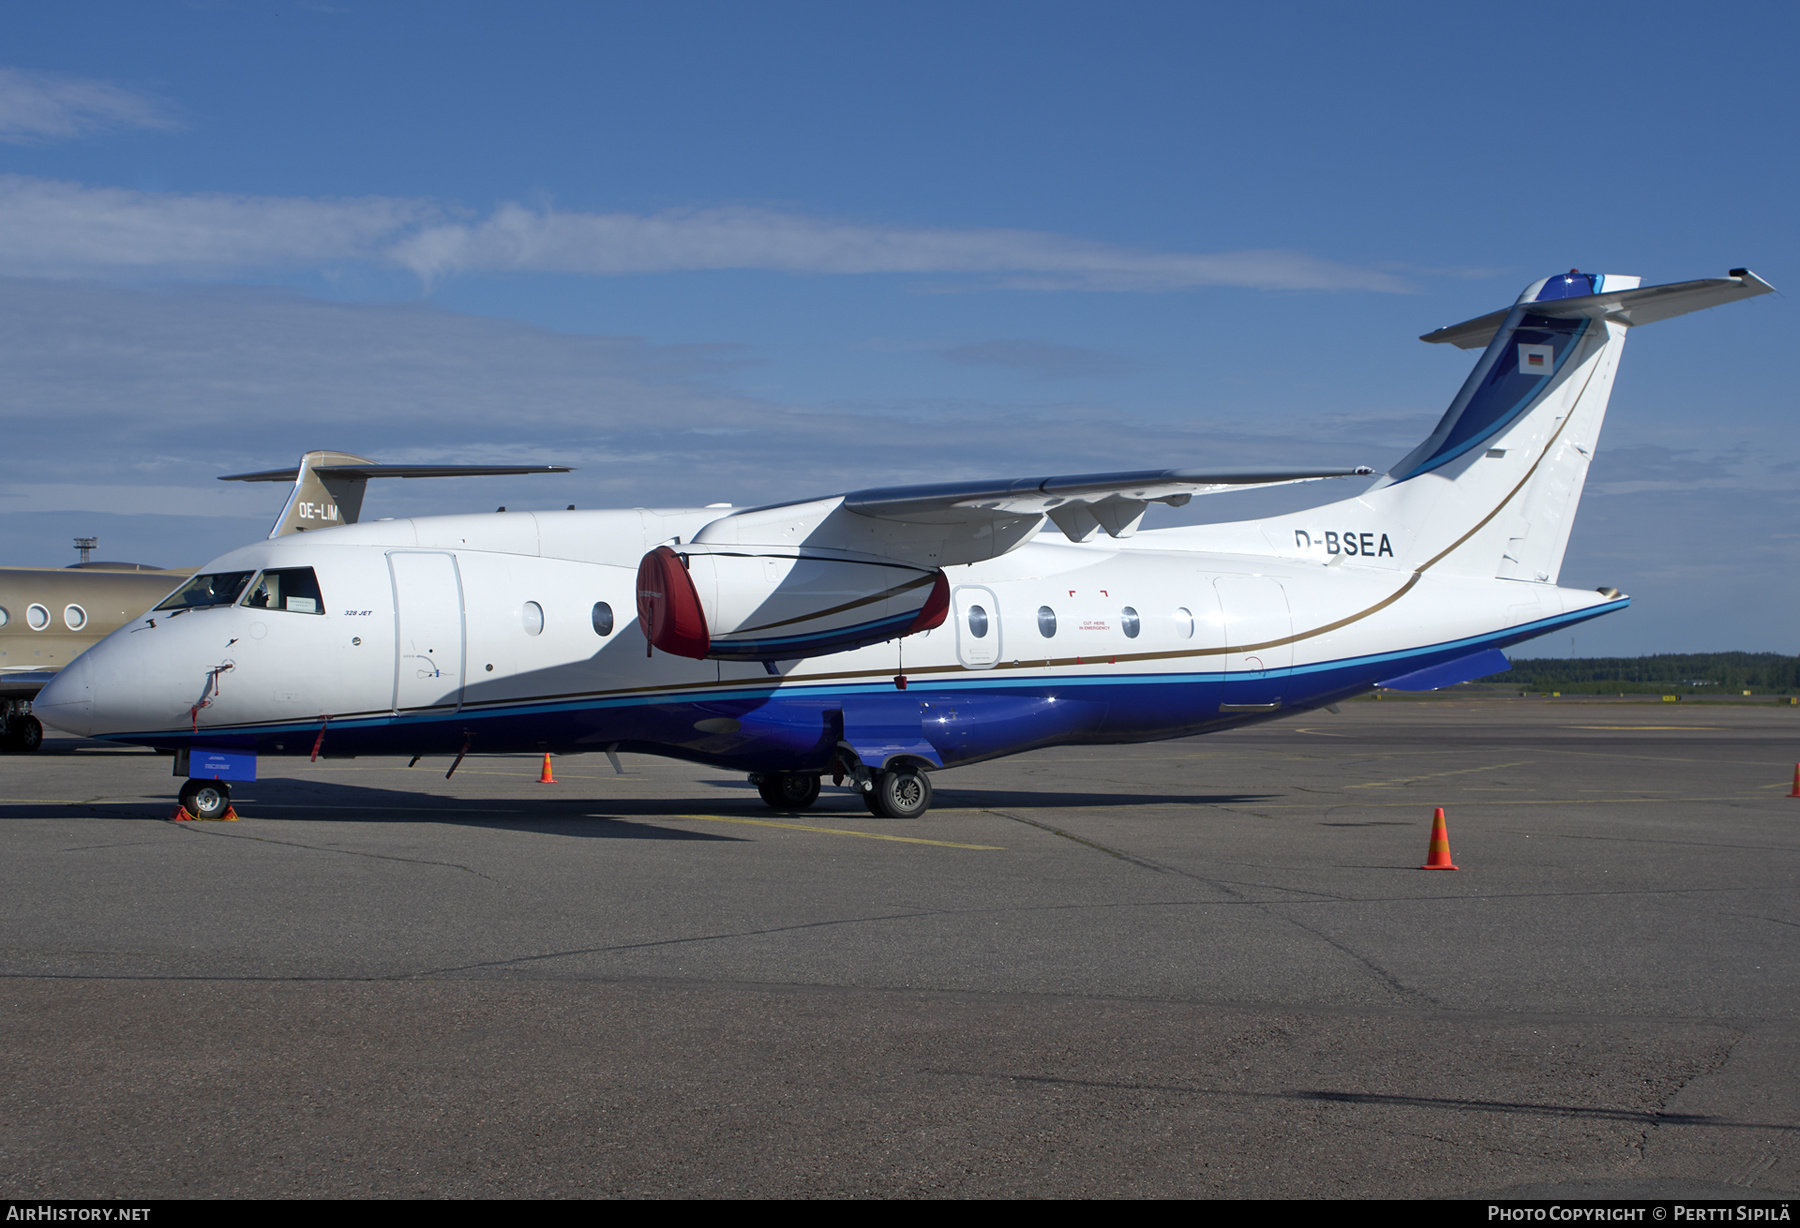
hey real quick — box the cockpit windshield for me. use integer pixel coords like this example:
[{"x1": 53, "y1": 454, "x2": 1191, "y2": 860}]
[
  {"x1": 154, "y1": 571, "x2": 257, "y2": 612},
  {"x1": 243, "y1": 567, "x2": 326, "y2": 614}
]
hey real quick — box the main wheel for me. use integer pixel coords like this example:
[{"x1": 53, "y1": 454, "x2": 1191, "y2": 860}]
[
  {"x1": 868, "y1": 766, "x2": 932, "y2": 819},
  {"x1": 14, "y1": 717, "x2": 42, "y2": 753},
  {"x1": 755, "y1": 773, "x2": 822, "y2": 811},
  {"x1": 178, "y1": 778, "x2": 232, "y2": 820}
]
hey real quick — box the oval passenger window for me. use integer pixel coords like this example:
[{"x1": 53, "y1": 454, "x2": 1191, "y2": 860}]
[
  {"x1": 967, "y1": 605, "x2": 989, "y2": 638},
  {"x1": 1121, "y1": 607, "x2": 1140, "y2": 639},
  {"x1": 0, "y1": 606, "x2": 9, "y2": 627},
  {"x1": 1175, "y1": 607, "x2": 1194, "y2": 639},
  {"x1": 591, "y1": 601, "x2": 614, "y2": 636},
  {"x1": 1036, "y1": 605, "x2": 1057, "y2": 638},
  {"x1": 26, "y1": 604, "x2": 50, "y2": 630},
  {"x1": 64, "y1": 604, "x2": 87, "y2": 631},
  {"x1": 522, "y1": 601, "x2": 545, "y2": 636}
]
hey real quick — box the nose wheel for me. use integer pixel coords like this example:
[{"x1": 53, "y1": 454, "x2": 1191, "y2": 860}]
[{"x1": 177, "y1": 778, "x2": 234, "y2": 821}]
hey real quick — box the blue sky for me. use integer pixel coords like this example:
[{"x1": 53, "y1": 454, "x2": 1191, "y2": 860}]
[{"x1": 0, "y1": 2, "x2": 1793, "y2": 655}]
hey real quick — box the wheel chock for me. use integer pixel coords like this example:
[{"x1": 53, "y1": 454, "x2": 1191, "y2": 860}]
[
  {"x1": 168, "y1": 804, "x2": 240, "y2": 822},
  {"x1": 1420, "y1": 807, "x2": 1458, "y2": 870}
]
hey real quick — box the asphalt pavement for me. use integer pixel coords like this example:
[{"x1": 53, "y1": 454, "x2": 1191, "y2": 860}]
[{"x1": 2, "y1": 696, "x2": 1795, "y2": 1197}]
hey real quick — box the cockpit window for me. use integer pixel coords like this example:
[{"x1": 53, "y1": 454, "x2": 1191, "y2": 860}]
[
  {"x1": 155, "y1": 571, "x2": 256, "y2": 612},
  {"x1": 243, "y1": 567, "x2": 326, "y2": 615}
]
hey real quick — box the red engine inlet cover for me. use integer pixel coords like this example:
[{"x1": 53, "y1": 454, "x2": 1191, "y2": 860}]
[{"x1": 635, "y1": 545, "x2": 711, "y2": 659}]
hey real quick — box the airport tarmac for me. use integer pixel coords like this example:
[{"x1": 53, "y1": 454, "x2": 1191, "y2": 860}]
[{"x1": 2, "y1": 697, "x2": 1796, "y2": 1199}]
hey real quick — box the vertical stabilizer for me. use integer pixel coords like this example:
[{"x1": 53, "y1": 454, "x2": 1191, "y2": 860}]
[{"x1": 1259, "y1": 269, "x2": 1772, "y2": 586}]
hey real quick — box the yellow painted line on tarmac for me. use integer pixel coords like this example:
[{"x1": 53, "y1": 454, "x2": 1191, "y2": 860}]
[
  {"x1": 679, "y1": 813, "x2": 1002, "y2": 850},
  {"x1": 1565, "y1": 725, "x2": 1715, "y2": 731},
  {"x1": 1345, "y1": 761, "x2": 1530, "y2": 789}
]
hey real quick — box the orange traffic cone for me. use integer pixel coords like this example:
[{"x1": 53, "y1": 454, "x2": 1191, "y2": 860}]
[
  {"x1": 537, "y1": 752, "x2": 556, "y2": 784},
  {"x1": 1420, "y1": 807, "x2": 1458, "y2": 870},
  {"x1": 1789, "y1": 764, "x2": 1800, "y2": 798}
]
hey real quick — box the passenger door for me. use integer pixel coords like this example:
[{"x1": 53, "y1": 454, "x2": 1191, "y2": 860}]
[{"x1": 388, "y1": 551, "x2": 466, "y2": 712}]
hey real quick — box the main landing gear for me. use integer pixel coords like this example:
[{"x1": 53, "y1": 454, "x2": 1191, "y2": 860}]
[
  {"x1": 177, "y1": 778, "x2": 233, "y2": 820},
  {"x1": 749, "y1": 764, "x2": 934, "y2": 819},
  {"x1": 863, "y1": 765, "x2": 932, "y2": 819},
  {"x1": 1, "y1": 702, "x2": 43, "y2": 753},
  {"x1": 754, "y1": 772, "x2": 822, "y2": 811}
]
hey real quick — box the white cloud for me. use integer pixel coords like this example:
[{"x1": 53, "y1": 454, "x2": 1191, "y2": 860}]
[
  {"x1": 0, "y1": 67, "x2": 179, "y2": 143},
  {"x1": 0, "y1": 176, "x2": 1412, "y2": 293},
  {"x1": 0, "y1": 176, "x2": 433, "y2": 277}
]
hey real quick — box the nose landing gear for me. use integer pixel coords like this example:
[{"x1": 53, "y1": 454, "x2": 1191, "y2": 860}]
[{"x1": 175, "y1": 778, "x2": 236, "y2": 821}]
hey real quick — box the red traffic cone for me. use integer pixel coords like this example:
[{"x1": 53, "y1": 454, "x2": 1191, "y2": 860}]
[
  {"x1": 1420, "y1": 807, "x2": 1458, "y2": 870},
  {"x1": 1789, "y1": 764, "x2": 1800, "y2": 798},
  {"x1": 537, "y1": 752, "x2": 556, "y2": 784}
]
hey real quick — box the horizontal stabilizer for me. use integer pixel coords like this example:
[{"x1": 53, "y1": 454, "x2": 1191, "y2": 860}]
[
  {"x1": 223, "y1": 450, "x2": 575, "y2": 538},
  {"x1": 220, "y1": 463, "x2": 572, "y2": 483},
  {"x1": 1377, "y1": 648, "x2": 1511, "y2": 692},
  {"x1": 1420, "y1": 269, "x2": 1775, "y2": 350}
]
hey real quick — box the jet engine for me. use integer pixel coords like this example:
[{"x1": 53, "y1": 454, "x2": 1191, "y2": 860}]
[{"x1": 635, "y1": 545, "x2": 949, "y2": 662}]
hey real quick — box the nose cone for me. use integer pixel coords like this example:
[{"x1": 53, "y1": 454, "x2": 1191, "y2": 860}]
[{"x1": 34, "y1": 652, "x2": 94, "y2": 737}]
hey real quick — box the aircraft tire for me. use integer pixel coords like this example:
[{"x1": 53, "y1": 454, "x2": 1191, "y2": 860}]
[
  {"x1": 178, "y1": 778, "x2": 232, "y2": 820},
  {"x1": 755, "y1": 773, "x2": 821, "y2": 811},
  {"x1": 868, "y1": 766, "x2": 932, "y2": 820},
  {"x1": 14, "y1": 717, "x2": 42, "y2": 753}
]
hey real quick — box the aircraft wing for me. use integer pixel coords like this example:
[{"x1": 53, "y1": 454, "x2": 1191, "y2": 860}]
[
  {"x1": 842, "y1": 466, "x2": 1373, "y2": 540},
  {"x1": 693, "y1": 464, "x2": 1372, "y2": 563},
  {"x1": 1421, "y1": 268, "x2": 1776, "y2": 349}
]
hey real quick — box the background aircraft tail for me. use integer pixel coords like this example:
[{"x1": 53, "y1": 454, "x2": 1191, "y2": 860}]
[
  {"x1": 220, "y1": 451, "x2": 574, "y2": 537},
  {"x1": 1255, "y1": 269, "x2": 1772, "y2": 584}
]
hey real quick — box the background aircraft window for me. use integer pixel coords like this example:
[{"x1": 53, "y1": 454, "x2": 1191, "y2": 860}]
[
  {"x1": 26, "y1": 603, "x2": 49, "y2": 630},
  {"x1": 523, "y1": 601, "x2": 545, "y2": 636},
  {"x1": 1037, "y1": 605, "x2": 1057, "y2": 637},
  {"x1": 1121, "y1": 606, "x2": 1141, "y2": 638},
  {"x1": 243, "y1": 568, "x2": 325, "y2": 614},
  {"x1": 967, "y1": 604, "x2": 989, "y2": 638},
  {"x1": 156, "y1": 571, "x2": 256, "y2": 611},
  {"x1": 591, "y1": 601, "x2": 614, "y2": 636},
  {"x1": 1174, "y1": 607, "x2": 1194, "y2": 639},
  {"x1": 63, "y1": 605, "x2": 87, "y2": 631}
]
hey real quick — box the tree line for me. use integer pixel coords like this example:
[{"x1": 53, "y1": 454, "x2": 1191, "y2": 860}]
[{"x1": 1487, "y1": 652, "x2": 1800, "y2": 695}]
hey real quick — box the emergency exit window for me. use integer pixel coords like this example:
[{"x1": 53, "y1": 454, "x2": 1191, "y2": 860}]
[{"x1": 244, "y1": 568, "x2": 326, "y2": 615}]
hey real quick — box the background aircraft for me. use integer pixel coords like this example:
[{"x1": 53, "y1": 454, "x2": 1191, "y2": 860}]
[
  {"x1": 33, "y1": 270, "x2": 1773, "y2": 819},
  {"x1": 0, "y1": 451, "x2": 568, "y2": 750}
]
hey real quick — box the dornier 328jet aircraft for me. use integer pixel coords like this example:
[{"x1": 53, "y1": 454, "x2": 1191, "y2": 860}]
[{"x1": 36, "y1": 269, "x2": 1774, "y2": 820}]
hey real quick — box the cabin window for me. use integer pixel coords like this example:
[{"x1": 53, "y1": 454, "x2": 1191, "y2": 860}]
[
  {"x1": 156, "y1": 571, "x2": 256, "y2": 612},
  {"x1": 591, "y1": 601, "x2": 614, "y2": 636},
  {"x1": 523, "y1": 601, "x2": 545, "y2": 636},
  {"x1": 1036, "y1": 605, "x2": 1057, "y2": 638},
  {"x1": 26, "y1": 603, "x2": 50, "y2": 630},
  {"x1": 1174, "y1": 607, "x2": 1194, "y2": 639},
  {"x1": 966, "y1": 604, "x2": 989, "y2": 638},
  {"x1": 243, "y1": 568, "x2": 325, "y2": 615},
  {"x1": 0, "y1": 607, "x2": 9, "y2": 627},
  {"x1": 63, "y1": 605, "x2": 87, "y2": 631},
  {"x1": 1121, "y1": 606, "x2": 1141, "y2": 639}
]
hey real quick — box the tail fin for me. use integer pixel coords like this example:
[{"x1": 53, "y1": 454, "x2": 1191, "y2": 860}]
[
  {"x1": 1350, "y1": 268, "x2": 1773, "y2": 582},
  {"x1": 218, "y1": 451, "x2": 574, "y2": 537}
]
